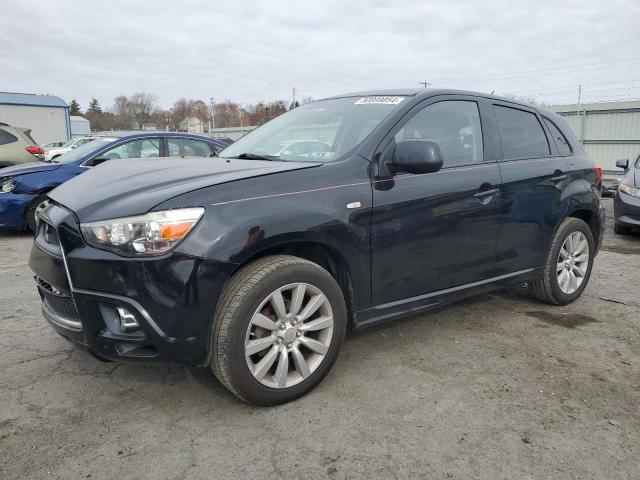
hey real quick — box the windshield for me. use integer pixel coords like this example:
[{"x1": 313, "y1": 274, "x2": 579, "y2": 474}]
[
  {"x1": 220, "y1": 96, "x2": 406, "y2": 162},
  {"x1": 54, "y1": 137, "x2": 118, "y2": 163}
]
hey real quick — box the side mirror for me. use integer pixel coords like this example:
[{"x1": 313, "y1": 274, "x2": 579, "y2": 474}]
[
  {"x1": 392, "y1": 139, "x2": 444, "y2": 174},
  {"x1": 616, "y1": 159, "x2": 629, "y2": 170},
  {"x1": 84, "y1": 157, "x2": 109, "y2": 168}
]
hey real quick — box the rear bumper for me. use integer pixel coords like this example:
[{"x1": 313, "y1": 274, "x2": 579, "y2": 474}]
[
  {"x1": 0, "y1": 192, "x2": 35, "y2": 230},
  {"x1": 28, "y1": 203, "x2": 236, "y2": 366},
  {"x1": 614, "y1": 191, "x2": 640, "y2": 228}
]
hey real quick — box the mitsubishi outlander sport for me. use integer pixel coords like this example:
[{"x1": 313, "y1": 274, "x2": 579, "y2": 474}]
[{"x1": 28, "y1": 89, "x2": 605, "y2": 405}]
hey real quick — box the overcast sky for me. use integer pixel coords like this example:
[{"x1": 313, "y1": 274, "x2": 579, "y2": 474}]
[{"x1": 2, "y1": 0, "x2": 639, "y2": 110}]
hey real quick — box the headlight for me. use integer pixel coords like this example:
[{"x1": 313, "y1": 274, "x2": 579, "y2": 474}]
[
  {"x1": 619, "y1": 183, "x2": 640, "y2": 198},
  {"x1": 80, "y1": 208, "x2": 204, "y2": 256},
  {"x1": 0, "y1": 178, "x2": 17, "y2": 193}
]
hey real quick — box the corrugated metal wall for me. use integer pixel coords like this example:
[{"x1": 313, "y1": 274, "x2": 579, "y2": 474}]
[
  {"x1": 0, "y1": 104, "x2": 69, "y2": 144},
  {"x1": 550, "y1": 100, "x2": 640, "y2": 177}
]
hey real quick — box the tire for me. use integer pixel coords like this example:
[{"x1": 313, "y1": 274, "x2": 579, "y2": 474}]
[
  {"x1": 614, "y1": 224, "x2": 631, "y2": 235},
  {"x1": 528, "y1": 217, "x2": 594, "y2": 306},
  {"x1": 26, "y1": 193, "x2": 50, "y2": 233},
  {"x1": 211, "y1": 255, "x2": 347, "y2": 405}
]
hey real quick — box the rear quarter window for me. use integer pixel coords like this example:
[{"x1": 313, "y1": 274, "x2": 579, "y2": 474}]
[
  {"x1": 0, "y1": 128, "x2": 18, "y2": 145},
  {"x1": 543, "y1": 117, "x2": 572, "y2": 155}
]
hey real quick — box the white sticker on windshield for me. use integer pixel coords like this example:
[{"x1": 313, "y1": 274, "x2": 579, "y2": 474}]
[{"x1": 354, "y1": 96, "x2": 405, "y2": 105}]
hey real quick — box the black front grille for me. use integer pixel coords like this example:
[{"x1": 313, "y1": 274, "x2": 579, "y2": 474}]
[{"x1": 37, "y1": 278, "x2": 79, "y2": 321}]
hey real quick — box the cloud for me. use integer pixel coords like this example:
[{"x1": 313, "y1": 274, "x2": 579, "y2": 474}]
[{"x1": 1, "y1": 0, "x2": 639, "y2": 109}]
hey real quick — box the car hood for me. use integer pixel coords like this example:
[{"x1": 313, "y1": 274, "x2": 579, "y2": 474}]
[
  {"x1": 49, "y1": 157, "x2": 321, "y2": 222},
  {"x1": 0, "y1": 161, "x2": 61, "y2": 177}
]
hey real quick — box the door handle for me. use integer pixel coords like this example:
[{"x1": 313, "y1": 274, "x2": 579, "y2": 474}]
[
  {"x1": 473, "y1": 188, "x2": 499, "y2": 205},
  {"x1": 550, "y1": 174, "x2": 567, "y2": 183},
  {"x1": 473, "y1": 188, "x2": 499, "y2": 199}
]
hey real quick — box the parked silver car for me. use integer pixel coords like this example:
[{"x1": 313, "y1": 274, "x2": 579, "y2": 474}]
[
  {"x1": 0, "y1": 123, "x2": 43, "y2": 167},
  {"x1": 44, "y1": 136, "x2": 96, "y2": 162}
]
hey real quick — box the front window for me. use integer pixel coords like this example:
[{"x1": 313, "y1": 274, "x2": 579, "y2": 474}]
[
  {"x1": 55, "y1": 137, "x2": 119, "y2": 163},
  {"x1": 220, "y1": 96, "x2": 406, "y2": 162}
]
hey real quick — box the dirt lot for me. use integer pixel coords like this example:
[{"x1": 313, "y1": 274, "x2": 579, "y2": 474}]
[{"x1": 1, "y1": 199, "x2": 638, "y2": 480}]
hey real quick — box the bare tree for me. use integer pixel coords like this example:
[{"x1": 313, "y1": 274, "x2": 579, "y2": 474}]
[
  {"x1": 129, "y1": 92, "x2": 158, "y2": 129},
  {"x1": 171, "y1": 98, "x2": 191, "y2": 125},
  {"x1": 191, "y1": 100, "x2": 209, "y2": 124},
  {"x1": 502, "y1": 93, "x2": 541, "y2": 106},
  {"x1": 111, "y1": 95, "x2": 134, "y2": 129},
  {"x1": 249, "y1": 100, "x2": 287, "y2": 126}
]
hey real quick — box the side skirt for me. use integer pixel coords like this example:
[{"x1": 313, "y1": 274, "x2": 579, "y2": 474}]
[{"x1": 354, "y1": 268, "x2": 539, "y2": 329}]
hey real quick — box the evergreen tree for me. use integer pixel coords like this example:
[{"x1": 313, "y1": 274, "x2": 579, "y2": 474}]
[
  {"x1": 87, "y1": 98, "x2": 102, "y2": 114},
  {"x1": 69, "y1": 99, "x2": 82, "y2": 115}
]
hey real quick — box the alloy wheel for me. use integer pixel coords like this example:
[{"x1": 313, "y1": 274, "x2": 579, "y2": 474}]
[
  {"x1": 556, "y1": 231, "x2": 590, "y2": 294},
  {"x1": 244, "y1": 282, "x2": 334, "y2": 389}
]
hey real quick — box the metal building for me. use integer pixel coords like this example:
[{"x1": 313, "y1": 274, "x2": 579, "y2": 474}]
[
  {"x1": 70, "y1": 115, "x2": 90, "y2": 136},
  {"x1": 550, "y1": 100, "x2": 640, "y2": 178},
  {"x1": 0, "y1": 92, "x2": 70, "y2": 145}
]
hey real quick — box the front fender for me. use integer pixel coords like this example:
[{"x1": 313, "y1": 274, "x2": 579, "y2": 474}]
[{"x1": 164, "y1": 160, "x2": 374, "y2": 310}]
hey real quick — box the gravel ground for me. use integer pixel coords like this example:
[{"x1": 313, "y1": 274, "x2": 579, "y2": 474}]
[{"x1": 1, "y1": 198, "x2": 638, "y2": 480}]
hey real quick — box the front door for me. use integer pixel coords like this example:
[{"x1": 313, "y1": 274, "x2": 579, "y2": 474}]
[{"x1": 371, "y1": 97, "x2": 502, "y2": 306}]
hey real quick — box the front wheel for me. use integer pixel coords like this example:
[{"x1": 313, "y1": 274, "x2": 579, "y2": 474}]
[
  {"x1": 528, "y1": 217, "x2": 594, "y2": 305},
  {"x1": 211, "y1": 255, "x2": 347, "y2": 405},
  {"x1": 26, "y1": 193, "x2": 50, "y2": 233}
]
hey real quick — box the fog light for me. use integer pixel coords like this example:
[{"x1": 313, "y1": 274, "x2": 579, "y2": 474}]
[{"x1": 116, "y1": 307, "x2": 140, "y2": 331}]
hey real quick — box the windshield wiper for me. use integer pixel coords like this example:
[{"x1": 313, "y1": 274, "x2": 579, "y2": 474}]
[{"x1": 233, "y1": 153, "x2": 280, "y2": 161}]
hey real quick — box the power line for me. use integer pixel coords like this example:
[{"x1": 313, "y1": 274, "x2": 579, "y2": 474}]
[{"x1": 431, "y1": 58, "x2": 640, "y2": 84}]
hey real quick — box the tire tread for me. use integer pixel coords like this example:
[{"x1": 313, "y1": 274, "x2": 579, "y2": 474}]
[
  {"x1": 528, "y1": 217, "x2": 593, "y2": 305},
  {"x1": 211, "y1": 255, "x2": 325, "y2": 402}
]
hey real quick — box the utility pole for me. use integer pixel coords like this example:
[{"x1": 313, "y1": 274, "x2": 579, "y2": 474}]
[
  {"x1": 210, "y1": 97, "x2": 216, "y2": 135},
  {"x1": 577, "y1": 85, "x2": 584, "y2": 144},
  {"x1": 292, "y1": 87, "x2": 296, "y2": 108},
  {"x1": 419, "y1": 81, "x2": 431, "y2": 89}
]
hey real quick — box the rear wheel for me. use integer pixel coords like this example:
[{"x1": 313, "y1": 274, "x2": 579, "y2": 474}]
[
  {"x1": 528, "y1": 218, "x2": 594, "y2": 305},
  {"x1": 26, "y1": 193, "x2": 50, "y2": 232},
  {"x1": 614, "y1": 224, "x2": 631, "y2": 235},
  {"x1": 211, "y1": 255, "x2": 347, "y2": 405}
]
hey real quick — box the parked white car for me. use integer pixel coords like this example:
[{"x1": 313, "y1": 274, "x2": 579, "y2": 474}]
[{"x1": 44, "y1": 137, "x2": 96, "y2": 162}]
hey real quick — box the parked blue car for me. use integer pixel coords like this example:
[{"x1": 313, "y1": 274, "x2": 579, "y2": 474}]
[{"x1": 0, "y1": 132, "x2": 229, "y2": 231}]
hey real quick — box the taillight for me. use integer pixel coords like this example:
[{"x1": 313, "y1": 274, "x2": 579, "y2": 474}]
[
  {"x1": 594, "y1": 164, "x2": 603, "y2": 184},
  {"x1": 26, "y1": 146, "x2": 44, "y2": 156}
]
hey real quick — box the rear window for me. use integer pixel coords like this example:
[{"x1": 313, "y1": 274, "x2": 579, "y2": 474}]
[
  {"x1": 494, "y1": 105, "x2": 550, "y2": 160},
  {"x1": 543, "y1": 117, "x2": 572, "y2": 155},
  {"x1": 0, "y1": 128, "x2": 18, "y2": 145}
]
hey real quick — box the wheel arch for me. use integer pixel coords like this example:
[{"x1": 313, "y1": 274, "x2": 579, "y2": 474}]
[
  {"x1": 566, "y1": 206, "x2": 601, "y2": 245},
  {"x1": 229, "y1": 239, "x2": 358, "y2": 330}
]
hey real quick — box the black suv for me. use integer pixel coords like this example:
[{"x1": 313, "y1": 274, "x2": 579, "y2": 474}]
[{"x1": 29, "y1": 90, "x2": 605, "y2": 405}]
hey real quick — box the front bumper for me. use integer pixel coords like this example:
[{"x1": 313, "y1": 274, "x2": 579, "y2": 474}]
[
  {"x1": 614, "y1": 191, "x2": 640, "y2": 228},
  {"x1": 0, "y1": 192, "x2": 36, "y2": 229},
  {"x1": 28, "y1": 202, "x2": 236, "y2": 366}
]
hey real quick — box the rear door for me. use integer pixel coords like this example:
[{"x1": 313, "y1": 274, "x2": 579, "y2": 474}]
[
  {"x1": 371, "y1": 96, "x2": 502, "y2": 305},
  {"x1": 492, "y1": 103, "x2": 571, "y2": 274}
]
